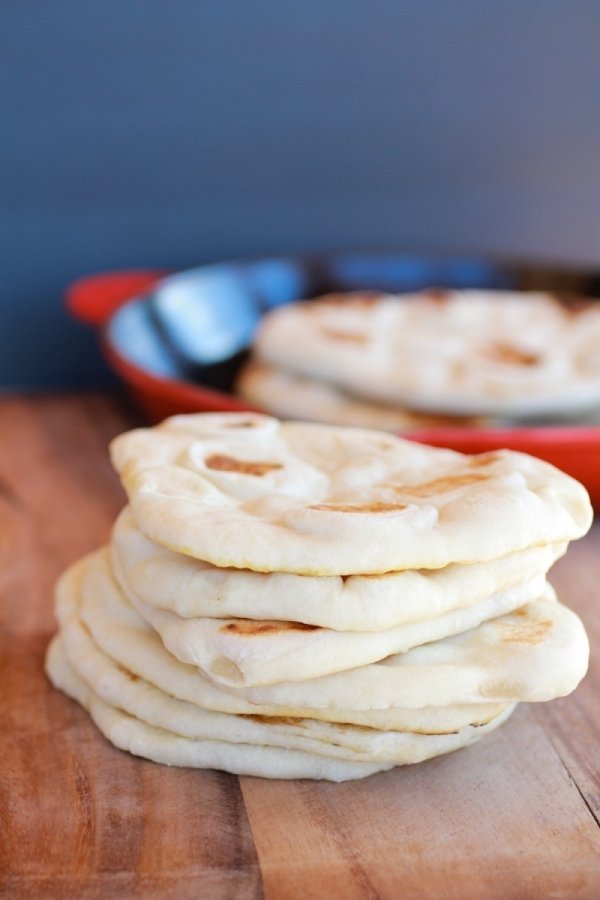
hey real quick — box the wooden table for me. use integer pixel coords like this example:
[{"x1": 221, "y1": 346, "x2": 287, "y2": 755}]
[{"x1": 1, "y1": 393, "x2": 599, "y2": 899}]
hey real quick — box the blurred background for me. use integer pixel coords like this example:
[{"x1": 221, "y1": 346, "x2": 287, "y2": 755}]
[{"x1": 3, "y1": 0, "x2": 600, "y2": 388}]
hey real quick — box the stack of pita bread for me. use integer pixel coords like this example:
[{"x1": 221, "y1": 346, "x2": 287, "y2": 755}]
[
  {"x1": 237, "y1": 290, "x2": 600, "y2": 427},
  {"x1": 46, "y1": 413, "x2": 592, "y2": 781}
]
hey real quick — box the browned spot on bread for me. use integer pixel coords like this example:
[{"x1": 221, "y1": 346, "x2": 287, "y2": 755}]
[
  {"x1": 422, "y1": 288, "x2": 451, "y2": 304},
  {"x1": 223, "y1": 420, "x2": 258, "y2": 429},
  {"x1": 115, "y1": 662, "x2": 140, "y2": 682},
  {"x1": 310, "y1": 501, "x2": 409, "y2": 513},
  {"x1": 321, "y1": 327, "x2": 369, "y2": 345},
  {"x1": 241, "y1": 715, "x2": 378, "y2": 733},
  {"x1": 554, "y1": 294, "x2": 596, "y2": 316},
  {"x1": 220, "y1": 619, "x2": 320, "y2": 635},
  {"x1": 470, "y1": 452, "x2": 503, "y2": 468},
  {"x1": 392, "y1": 471, "x2": 489, "y2": 498},
  {"x1": 317, "y1": 721, "x2": 376, "y2": 733},
  {"x1": 501, "y1": 619, "x2": 552, "y2": 645},
  {"x1": 239, "y1": 714, "x2": 478, "y2": 735},
  {"x1": 362, "y1": 571, "x2": 394, "y2": 580},
  {"x1": 485, "y1": 343, "x2": 540, "y2": 366},
  {"x1": 240, "y1": 714, "x2": 306, "y2": 726},
  {"x1": 205, "y1": 454, "x2": 282, "y2": 476}
]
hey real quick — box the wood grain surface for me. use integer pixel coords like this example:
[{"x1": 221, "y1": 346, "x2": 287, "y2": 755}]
[{"x1": 1, "y1": 392, "x2": 599, "y2": 899}]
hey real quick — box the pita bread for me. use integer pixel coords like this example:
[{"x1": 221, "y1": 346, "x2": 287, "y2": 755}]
[
  {"x1": 46, "y1": 639, "x2": 390, "y2": 781},
  {"x1": 124, "y1": 565, "x2": 547, "y2": 686},
  {"x1": 58, "y1": 553, "x2": 510, "y2": 733},
  {"x1": 112, "y1": 507, "x2": 565, "y2": 630},
  {"x1": 236, "y1": 360, "x2": 488, "y2": 431},
  {"x1": 70, "y1": 551, "x2": 589, "y2": 714},
  {"x1": 51, "y1": 620, "x2": 515, "y2": 764},
  {"x1": 233, "y1": 590, "x2": 588, "y2": 712},
  {"x1": 110, "y1": 415, "x2": 592, "y2": 575},
  {"x1": 253, "y1": 290, "x2": 600, "y2": 418}
]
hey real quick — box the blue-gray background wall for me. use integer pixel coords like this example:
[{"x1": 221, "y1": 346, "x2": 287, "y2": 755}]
[{"x1": 3, "y1": 1, "x2": 600, "y2": 387}]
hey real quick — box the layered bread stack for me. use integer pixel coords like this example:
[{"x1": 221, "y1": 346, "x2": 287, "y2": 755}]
[
  {"x1": 237, "y1": 290, "x2": 600, "y2": 427},
  {"x1": 46, "y1": 414, "x2": 593, "y2": 781}
]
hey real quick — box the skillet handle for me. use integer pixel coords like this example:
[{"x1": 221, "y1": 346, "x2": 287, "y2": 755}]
[{"x1": 65, "y1": 270, "x2": 168, "y2": 326}]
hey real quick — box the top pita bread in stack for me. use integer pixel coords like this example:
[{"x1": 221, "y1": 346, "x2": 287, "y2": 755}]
[
  {"x1": 45, "y1": 413, "x2": 592, "y2": 781},
  {"x1": 240, "y1": 289, "x2": 600, "y2": 422},
  {"x1": 110, "y1": 413, "x2": 591, "y2": 575}
]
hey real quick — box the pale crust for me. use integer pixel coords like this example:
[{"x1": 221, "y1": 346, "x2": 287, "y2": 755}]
[
  {"x1": 253, "y1": 290, "x2": 600, "y2": 418},
  {"x1": 124, "y1": 564, "x2": 548, "y2": 687},
  {"x1": 64, "y1": 550, "x2": 590, "y2": 714},
  {"x1": 46, "y1": 640, "x2": 389, "y2": 781},
  {"x1": 48, "y1": 625, "x2": 515, "y2": 766},
  {"x1": 110, "y1": 413, "x2": 592, "y2": 575},
  {"x1": 53, "y1": 552, "x2": 515, "y2": 732},
  {"x1": 235, "y1": 360, "x2": 489, "y2": 431},
  {"x1": 112, "y1": 507, "x2": 566, "y2": 631}
]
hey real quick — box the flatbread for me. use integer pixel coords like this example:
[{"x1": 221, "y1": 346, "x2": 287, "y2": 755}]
[
  {"x1": 70, "y1": 551, "x2": 589, "y2": 714},
  {"x1": 253, "y1": 290, "x2": 600, "y2": 418},
  {"x1": 46, "y1": 640, "x2": 390, "y2": 781},
  {"x1": 110, "y1": 414, "x2": 592, "y2": 575},
  {"x1": 123, "y1": 564, "x2": 547, "y2": 686},
  {"x1": 51, "y1": 621, "x2": 515, "y2": 764},
  {"x1": 112, "y1": 507, "x2": 565, "y2": 630},
  {"x1": 58, "y1": 553, "x2": 510, "y2": 733},
  {"x1": 236, "y1": 360, "x2": 488, "y2": 431},
  {"x1": 233, "y1": 591, "x2": 589, "y2": 712}
]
